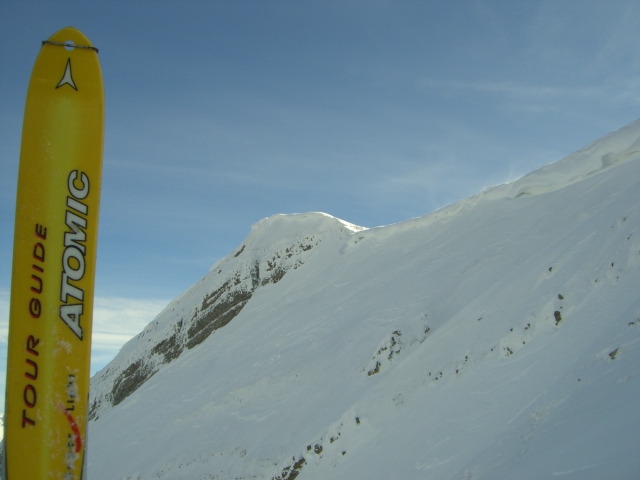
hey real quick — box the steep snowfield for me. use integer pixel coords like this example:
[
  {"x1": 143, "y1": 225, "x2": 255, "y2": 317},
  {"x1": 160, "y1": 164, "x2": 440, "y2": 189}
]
[{"x1": 88, "y1": 120, "x2": 640, "y2": 479}]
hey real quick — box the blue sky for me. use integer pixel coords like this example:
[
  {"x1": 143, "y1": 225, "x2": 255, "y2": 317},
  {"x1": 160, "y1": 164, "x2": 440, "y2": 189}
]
[{"x1": 1, "y1": 1, "x2": 640, "y2": 405}]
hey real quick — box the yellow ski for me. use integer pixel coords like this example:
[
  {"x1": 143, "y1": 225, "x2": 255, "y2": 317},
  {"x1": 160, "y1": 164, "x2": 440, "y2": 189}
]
[{"x1": 3, "y1": 27, "x2": 103, "y2": 480}]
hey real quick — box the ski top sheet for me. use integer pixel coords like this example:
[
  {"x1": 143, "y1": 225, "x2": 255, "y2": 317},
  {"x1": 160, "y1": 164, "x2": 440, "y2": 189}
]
[{"x1": 4, "y1": 27, "x2": 103, "y2": 480}]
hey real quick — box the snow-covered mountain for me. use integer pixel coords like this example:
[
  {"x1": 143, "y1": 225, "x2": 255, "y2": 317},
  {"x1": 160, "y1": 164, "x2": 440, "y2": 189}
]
[{"x1": 88, "y1": 120, "x2": 640, "y2": 479}]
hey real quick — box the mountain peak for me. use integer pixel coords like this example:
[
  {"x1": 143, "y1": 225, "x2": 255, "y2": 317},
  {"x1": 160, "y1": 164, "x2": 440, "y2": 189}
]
[
  {"x1": 89, "y1": 213, "x2": 364, "y2": 421},
  {"x1": 212, "y1": 212, "x2": 366, "y2": 271}
]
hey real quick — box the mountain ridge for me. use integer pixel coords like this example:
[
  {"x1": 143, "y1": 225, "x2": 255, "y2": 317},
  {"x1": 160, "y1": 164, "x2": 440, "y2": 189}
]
[{"x1": 88, "y1": 119, "x2": 640, "y2": 479}]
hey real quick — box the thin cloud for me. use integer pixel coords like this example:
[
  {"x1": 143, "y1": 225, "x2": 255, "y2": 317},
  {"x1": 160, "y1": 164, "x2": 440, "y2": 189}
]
[
  {"x1": 91, "y1": 296, "x2": 170, "y2": 374},
  {"x1": 419, "y1": 76, "x2": 640, "y2": 109}
]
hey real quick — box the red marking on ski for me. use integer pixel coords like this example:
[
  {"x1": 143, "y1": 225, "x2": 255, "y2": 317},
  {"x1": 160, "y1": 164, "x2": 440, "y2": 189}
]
[{"x1": 59, "y1": 403, "x2": 82, "y2": 453}]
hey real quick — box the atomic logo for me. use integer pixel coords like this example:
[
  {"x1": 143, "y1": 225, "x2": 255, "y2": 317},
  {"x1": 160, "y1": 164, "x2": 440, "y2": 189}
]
[{"x1": 56, "y1": 58, "x2": 77, "y2": 90}]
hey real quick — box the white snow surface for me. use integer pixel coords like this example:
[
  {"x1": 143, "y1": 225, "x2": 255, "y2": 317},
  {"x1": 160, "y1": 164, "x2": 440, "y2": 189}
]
[{"x1": 88, "y1": 119, "x2": 640, "y2": 479}]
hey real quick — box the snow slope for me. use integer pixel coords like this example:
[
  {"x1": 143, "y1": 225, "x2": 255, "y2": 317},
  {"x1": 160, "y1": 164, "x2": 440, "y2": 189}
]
[{"x1": 88, "y1": 119, "x2": 640, "y2": 479}]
